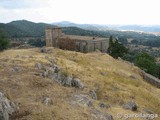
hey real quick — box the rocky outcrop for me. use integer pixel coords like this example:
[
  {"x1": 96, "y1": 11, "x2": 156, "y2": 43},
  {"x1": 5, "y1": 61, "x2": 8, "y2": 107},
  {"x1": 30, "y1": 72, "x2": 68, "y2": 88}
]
[
  {"x1": 123, "y1": 101, "x2": 137, "y2": 111},
  {"x1": 0, "y1": 92, "x2": 18, "y2": 120},
  {"x1": 70, "y1": 94, "x2": 113, "y2": 120},
  {"x1": 42, "y1": 97, "x2": 53, "y2": 106},
  {"x1": 99, "y1": 102, "x2": 111, "y2": 109},
  {"x1": 35, "y1": 62, "x2": 84, "y2": 89},
  {"x1": 142, "y1": 72, "x2": 160, "y2": 88},
  {"x1": 71, "y1": 94, "x2": 94, "y2": 107}
]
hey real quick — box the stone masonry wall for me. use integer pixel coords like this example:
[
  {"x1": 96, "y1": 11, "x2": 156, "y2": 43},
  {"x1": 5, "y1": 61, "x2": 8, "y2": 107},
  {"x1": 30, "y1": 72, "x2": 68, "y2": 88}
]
[{"x1": 45, "y1": 28, "x2": 109, "y2": 53}]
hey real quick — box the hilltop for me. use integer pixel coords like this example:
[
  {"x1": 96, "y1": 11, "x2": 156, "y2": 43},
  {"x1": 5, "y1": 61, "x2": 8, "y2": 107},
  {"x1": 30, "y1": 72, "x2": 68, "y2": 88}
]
[
  {"x1": 0, "y1": 47, "x2": 160, "y2": 120},
  {"x1": 1, "y1": 20, "x2": 160, "y2": 42}
]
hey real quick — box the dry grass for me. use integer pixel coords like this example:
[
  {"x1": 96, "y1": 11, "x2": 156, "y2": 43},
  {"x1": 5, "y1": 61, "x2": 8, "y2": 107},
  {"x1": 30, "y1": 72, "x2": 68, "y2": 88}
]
[{"x1": 0, "y1": 48, "x2": 160, "y2": 120}]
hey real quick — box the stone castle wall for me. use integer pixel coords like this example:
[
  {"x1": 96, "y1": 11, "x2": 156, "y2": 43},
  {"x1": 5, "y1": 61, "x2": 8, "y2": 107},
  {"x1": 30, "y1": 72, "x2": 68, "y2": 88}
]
[{"x1": 45, "y1": 27, "x2": 109, "y2": 53}]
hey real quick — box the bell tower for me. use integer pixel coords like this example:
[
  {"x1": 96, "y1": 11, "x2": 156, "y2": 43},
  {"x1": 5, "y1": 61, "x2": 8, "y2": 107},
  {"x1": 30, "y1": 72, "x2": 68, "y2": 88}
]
[{"x1": 45, "y1": 27, "x2": 62, "y2": 47}]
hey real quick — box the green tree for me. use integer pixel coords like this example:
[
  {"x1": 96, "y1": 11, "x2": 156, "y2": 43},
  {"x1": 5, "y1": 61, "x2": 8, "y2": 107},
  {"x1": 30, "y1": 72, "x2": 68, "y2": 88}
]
[
  {"x1": 107, "y1": 36, "x2": 128, "y2": 59},
  {"x1": 156, "y1": 64, "x2": 160, "y2": 79},
  {"x1": 0, "y1": 29, "x2": 9, "y2": 51},
  {"x1": 135, "y1": 52, "x2": 157, "y2": 76}
]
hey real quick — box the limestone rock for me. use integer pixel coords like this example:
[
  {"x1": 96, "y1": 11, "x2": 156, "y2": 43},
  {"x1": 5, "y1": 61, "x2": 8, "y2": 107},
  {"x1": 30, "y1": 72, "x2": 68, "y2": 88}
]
[
  {"x1": 53, "y1": 64, "x2": 61, "y2": 73},
  {"x1": 0, "y1": 92, "x2": 18, "y2": 120},
  {"x1": 9, "y1": 66, "x2": 22, "y2": 73},
  {"x1": 99, "y1": 102, "x2": 111, "y2": 109},
  {"x1": 38, "y1": 62, "x2": 84, "y2": 89},
  {"x1": 71, "y1": 78, "x2": 84, "y2": 89},
  {"x1": 123, "y1": 101, "x2": 137, "y2": 111},
  {"x1": 40, "y1": 48, "x2": 52, "y2": 54},
  {"x1": 91, "y1": 109, "x2": 114, "y2": 120},
  {"x1": 143, "y1": 108, "x2": 154, "y2": 114},
  {"x1": 89, "y1": 90, "x2": 97, "y2": 100},
  {"x1": 64, "y1": 76, "x2": 73, "y2": 87},
  {"x1": 71, "y1": 94, "x2": 93, "y2": 107},
  {"x1": 43, "y1": 97, "x2": 53, "y2": 106},
  {"x1": 35, "y1": 62, "x2": 43, "y2": 70},
  {"x1": 43, "y1": 70, "x2": 49, "y2": 78}
]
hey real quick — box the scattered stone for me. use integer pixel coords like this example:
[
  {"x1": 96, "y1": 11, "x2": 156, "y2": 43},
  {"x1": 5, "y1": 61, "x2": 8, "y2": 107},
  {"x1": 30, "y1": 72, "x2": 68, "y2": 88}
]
[
  {"x1": 99, "y1": 102, "x2": 111, "y2": 109},
  {"x1": 40, "y1": 48, "x2": 52, "y2": 54},
  {"x1": 71, "y1": 94, "x2": 93, "y2": 107},
  {"x1": 87, "y1": 101, "x2": 93, "y2": 107},
  {"x1": 89, "y1": 90, "x2": 97, "y2": 100},
  {"x1": 40, "y1": 48, "x2": 46, "y2": 53},
  {"x1": 35, "y1": 62, "x2": 43, "y2": 70},
  {"x1": 53, "y1": 65, "x2": 61, "y2": 73},
  {"x1": 123, "y1": 101, "x2": 137, "y2": 111},
  {"x1": 71, "y1": 78, "x2": 84, "y2": 89},
  {"x1": 64, "y1": 76, "x2": 73, "y2": 87},
  {"x1": 43, "y1": 97, "x2": 53, "y2": 106},
  {"x1": 43, "y1": 70, "x2": 49, "y2": 78},
  {"x1": 91, "y1": 109, "x2": 114, "y2": 120},
  {"x1": 0, "y1": 92, "x2": 18, "y2": 120},
  {"x1": 37, "y1": 62, "x2": 84, "y2": 89},
  {"x1": 9, "y1": 66, "x2": 22, "y2": 72},
  {"x1": 143, "y1": 108, "x2": 154, "y2": 114}
]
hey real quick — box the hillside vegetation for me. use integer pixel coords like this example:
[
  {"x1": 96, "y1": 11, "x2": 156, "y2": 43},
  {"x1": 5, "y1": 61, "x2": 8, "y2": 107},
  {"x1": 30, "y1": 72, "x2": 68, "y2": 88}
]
[
  {"x1": 1, "y1": 20, "x2": 160, "y2": 45},
  {"x1": 0, "y1": 48, "x2": 160, "y2": 120}
]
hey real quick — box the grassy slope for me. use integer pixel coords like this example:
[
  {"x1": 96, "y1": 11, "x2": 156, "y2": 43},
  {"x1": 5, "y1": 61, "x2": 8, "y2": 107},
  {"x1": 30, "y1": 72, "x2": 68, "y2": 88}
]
[{"x1": 0, "y1": 48, "x2": 160, "y2": 120}]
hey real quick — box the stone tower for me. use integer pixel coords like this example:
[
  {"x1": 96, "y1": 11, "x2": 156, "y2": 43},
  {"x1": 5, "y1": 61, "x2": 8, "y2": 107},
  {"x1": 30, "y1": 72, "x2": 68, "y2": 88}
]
[{"x1": 45, "y1": 27, "x2": 62, "y2": 47}]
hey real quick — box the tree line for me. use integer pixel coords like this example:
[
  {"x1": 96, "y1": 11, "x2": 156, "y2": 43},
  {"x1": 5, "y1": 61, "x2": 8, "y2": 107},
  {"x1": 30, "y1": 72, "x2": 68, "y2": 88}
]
[{"x1": 107, "y1": 36, "x2": 160, "y2": 78}]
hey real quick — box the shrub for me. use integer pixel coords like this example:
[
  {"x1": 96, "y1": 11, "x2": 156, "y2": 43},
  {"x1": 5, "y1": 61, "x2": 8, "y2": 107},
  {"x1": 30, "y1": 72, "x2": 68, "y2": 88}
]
[
  {"x1": 107, "y1": 36, "x2": 128, "y2": 59},
  {"x1": 0, "y1": 29, "x2": 9, "y2": 51},
  {"x1": 135, "y1": 52, "x2": 157, "y2": 76}
]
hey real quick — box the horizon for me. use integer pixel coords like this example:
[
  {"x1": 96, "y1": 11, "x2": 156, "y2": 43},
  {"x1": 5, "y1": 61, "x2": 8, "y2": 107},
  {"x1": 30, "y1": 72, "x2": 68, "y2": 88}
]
[
  {"x1": 0, "y1": 0, "x2": 160, "y2": 25},
  {"x1": 2, "y1": 19, "x2": 160, "y2": 26}
]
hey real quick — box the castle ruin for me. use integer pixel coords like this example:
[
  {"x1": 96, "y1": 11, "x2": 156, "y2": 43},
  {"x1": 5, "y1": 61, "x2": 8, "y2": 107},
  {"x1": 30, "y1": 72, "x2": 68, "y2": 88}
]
[{"x1": 45, "y1": 27, "x2": 109, "y2": 53}]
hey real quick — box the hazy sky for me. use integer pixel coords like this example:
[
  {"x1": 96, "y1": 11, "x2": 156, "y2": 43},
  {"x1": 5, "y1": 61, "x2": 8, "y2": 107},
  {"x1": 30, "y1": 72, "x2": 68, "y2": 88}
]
[{"x1": 0, "y1": 0, "x2": 160, "y2": 25}]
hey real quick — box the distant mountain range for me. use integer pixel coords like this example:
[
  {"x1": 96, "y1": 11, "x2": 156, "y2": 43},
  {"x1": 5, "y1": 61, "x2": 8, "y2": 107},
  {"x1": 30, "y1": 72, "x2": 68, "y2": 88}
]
[
  {"x1": 52, "y1": 21, "x2": 160, "y2": 32},
  {"x1": 0, "y1": 20, "x2": 160, "y2": 43},
  {"x1": 52, "y1": 21, "x2": 109, "y2": 31},
  {"x1": 0, "y1": 20, "x2": 102, "y2": 38}
]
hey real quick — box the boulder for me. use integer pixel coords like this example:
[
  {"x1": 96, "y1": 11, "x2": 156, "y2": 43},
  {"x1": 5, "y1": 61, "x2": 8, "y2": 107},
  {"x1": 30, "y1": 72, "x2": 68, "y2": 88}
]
[
  {"x1": 40, "y1": 48, "x2": 52, "y2": 54},
  {"x1": 91, "y1": 109, "x2": 114, "y2": 120},
  {"x1": 71, "y1": 94, "x2": 93, "y2": 107},
  {"x1": 64, "y1": 77, "x2": 73, "y2": 87},
  {"x1": 123, "y1": 101, "x2": 137, "y2": 111},
  {"x1": 99, "y1": 102, "x2": 111, "y2": 109},
  {"x1": 35, "y1": 62, "x2": 43, "y2": 70},
  {"x1": 43, "y1": 97, "x2": 53, "y2": 106},
  {"x1": 143, "y1": 108, "x2": 154, "y2": 114},
  {"x1": 0, "y1": 92, "x2": 18, "y2": 120},
  {"x1": 43, "y1": 70, "x2": 49, "y2": 78},
  {"x1": 53, "y1": 65, "x2": 61, "y2": 73},
  {"x1": 38, "y1": 62, "x2": 84, "y2": 89},
  {"x1": 71, "y1": 78, "x2": 84, "y2": 89}
]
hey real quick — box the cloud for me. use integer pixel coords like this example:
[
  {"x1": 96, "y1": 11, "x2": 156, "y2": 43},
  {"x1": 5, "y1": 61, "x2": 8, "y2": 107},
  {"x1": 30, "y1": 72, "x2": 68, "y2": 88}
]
[
  {"x1": 0, "y1": 0, "x2": 160, "y2": 24},
  {"x1": 0, "y1": 0, "x2": 50, "y2": 9}
]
